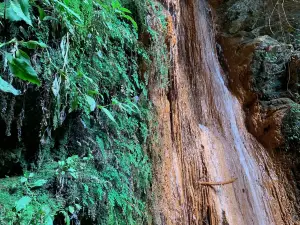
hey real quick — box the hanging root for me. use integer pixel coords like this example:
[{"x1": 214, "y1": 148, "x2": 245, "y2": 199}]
[{"x1": 198, "y1": 178, "x2": 237, "y2": 186}]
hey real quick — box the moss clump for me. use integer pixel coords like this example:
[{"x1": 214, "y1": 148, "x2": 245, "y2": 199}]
[
  {"x1": 250, "y1": 36, "x2": 293, "y2": 100},
  {"x1": 282, "y1": 104, "x2": 300, "y2": 152}
]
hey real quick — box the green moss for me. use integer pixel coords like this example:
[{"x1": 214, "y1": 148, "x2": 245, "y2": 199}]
[
  {"x1": 0, "y1": 162, "x2": 61, "y2": 224},
  {"x1": 219, "y1": 0, "x2": 265, "y2": 35},
  {"x1": 282, "y1": 103, "x2": 300, "y2": 152},
  {"x1": 251, "y1": 36, "x2": 293, "y2": 100}
]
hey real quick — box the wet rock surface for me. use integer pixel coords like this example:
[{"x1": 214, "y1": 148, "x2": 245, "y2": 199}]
[
  {"x1": 150, "y1": 0, "x2": 300, "y2": 224},
  {"x1": 218, "y1": 35, "x2": 295, "y2": 149},
  {"x1": 216, "y1": 0, "x2": 300, "y2": 222}
]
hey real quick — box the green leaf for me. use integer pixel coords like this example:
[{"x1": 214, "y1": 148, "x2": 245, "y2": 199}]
[
  {"x1": 85, "y1": 95, "x2": 96, "y2": 113},
  {"x1": 112, "y1": 0, "x2": 121, "y2": 9},
  {"x1": 53, "y1": 0, "x2": 83, "y2": 24},
  {"x1": 6, "y1": 0, "x2": 32, "y2": 26},
  {"x1": 75, "y1": 204, "x2": 82, "y2": 210},
  {"x1": 88, "y1": 197, "x2": 95, "y2": 204},
  {"x1": 83, "y1": 183, "x2": 89, "y2": 193},
  {"x1": 58, "y1": 161, "x2": 65, "y2": 167},
  {"x1": 67, "y1": 155, "x2": 78, "y2": 164},
  {"x1": 125, "y1": 101, "x2": 140, "y2": 113},
  {"x1": 121, "y1": 14, "x2": 138, "y2": 30},
  {"x1": 7, "y1": 50, "x2": 41, "y2": 86},
  {"x1": 120, "y1": 103, "x2": 133, "y2": 114},
  {"x1": 98, "y1": 107, "x2": 117, "y2": 123},
  {"x1": 70, "y1": 172, "x2": 78, "y2": 179},
  {"x1": 37, "y1": 6, "x2": 46, "y2": 20},
  {"x1": 44, "y1": 216, "x2": 53, "y2": 225},
  {"x1": 0, "y1": 3, "x2": 4, "y2": 18},
  {"x1": 0, "y1": 77, "x2": 21, "y2": 95},
  {"x1": 41, "y1": 205, "x2": 54, "y2": 225},
  {"x1": 41, "y1": 205, "x2": 51, "y2": 214},
  {"x1": 0, "y1": 38, "x2": 17, "y2": 48},
  {"x1": 87, "y1": 89, "x2": 99, "y2": 96},
  {"x1": 15, "y1": 196, "x2": 31, "y2": 212},
  {"x1": 43, "y1": 16, "x2": 56, "y2": 21},
  {"x1": 67, "y1": 168, "x2": 76, "y2": 173},
  {"x1": 112, "y1": 98, "x2": 119, "y2": 105},
  {"x1": 119, "y1": 7, "x2": 131, "y2": 14},
  {"x1": 31, "y1": 179, "x2": 47, "y2": 188},
  {"x1": 68, "y1": 206, "x2": 75, "y2": 214},
  {"x1": 61, "y1": 211, "x2": 70, "y2": 225},
  {"x1": 20, "y1": 177, "x2": 27, "y2": 183},
  {"x1": 20, "y1": 40, "x2": 47, "y2": 49}
]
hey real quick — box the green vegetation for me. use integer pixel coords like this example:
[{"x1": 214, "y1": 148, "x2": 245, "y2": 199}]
[
  {"x1": 0, "y1": 0, "x2": 169, "y2": 224},
  {"x1": 251, "y1": 36, "x2": 293, "y2": 101},
  {"x1": 282, "y1": 104, "x2": 300, "y2": 153}
]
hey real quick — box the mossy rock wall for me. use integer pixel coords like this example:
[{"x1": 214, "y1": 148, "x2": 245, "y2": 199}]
[{"x1": 0, "y1": 0, "x2": 170, "y2": 224}]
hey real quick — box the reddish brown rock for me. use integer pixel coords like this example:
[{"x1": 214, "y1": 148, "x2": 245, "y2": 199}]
[
  {"x1": 247, "y1": 98, "x2": 292, "y2": 149},
  {"x1": 149, "y1": 1, "x2": 300, "y2": 224},
  {"x1": 218, "y1": 35, "x2": 294, "y2": 150}
]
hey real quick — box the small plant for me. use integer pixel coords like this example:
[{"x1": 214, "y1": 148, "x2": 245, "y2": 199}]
[
  {"x1": 112, "y1": 0, "x2": 138, "y2": 30},
  {"x1": 57, "y1": 155, "x2": 79, "y2": 179},
  {"x1": 0, "y1": 38, "x2": 47, "y2": 94},
  {"x1": 20, "y1": 172, "x2": 48, "y2": 190}
]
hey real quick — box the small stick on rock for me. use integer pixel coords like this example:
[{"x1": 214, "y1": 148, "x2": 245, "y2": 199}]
[{"x1": 198, "y1": 178, "x2": 237, "y2": 186}]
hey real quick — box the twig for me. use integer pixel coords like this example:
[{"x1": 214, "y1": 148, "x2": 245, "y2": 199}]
[
  {"x1": 198, "y1": 178, "x2": 237, "y2": 186},
  {"x1": 269, "y1": 0, "x2": 280, "y2": 35}
]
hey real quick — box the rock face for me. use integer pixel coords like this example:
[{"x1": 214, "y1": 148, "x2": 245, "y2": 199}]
[
  {"x1": 218, "y1": 35, "x2": 295, "y2": 149},
  {"x1": 217, "y1": 0, "x2": 300, "y2": 217},
  {"x1": 149, "y1": 0, "x2": 300, "y2": 224},
  {"x1": 216, "y1": 0, "x2": 300, "y2": 152}
]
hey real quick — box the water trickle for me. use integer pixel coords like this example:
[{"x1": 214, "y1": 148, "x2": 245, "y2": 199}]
[{"x1": 199, "y1": 18, "x2": 271, "y2": 224}]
